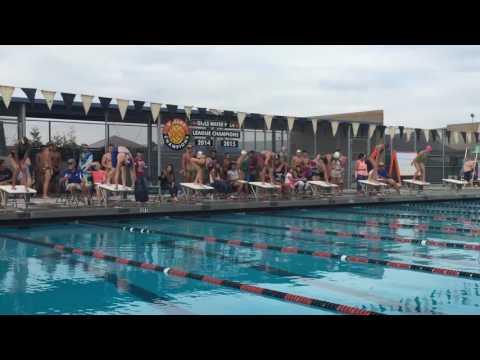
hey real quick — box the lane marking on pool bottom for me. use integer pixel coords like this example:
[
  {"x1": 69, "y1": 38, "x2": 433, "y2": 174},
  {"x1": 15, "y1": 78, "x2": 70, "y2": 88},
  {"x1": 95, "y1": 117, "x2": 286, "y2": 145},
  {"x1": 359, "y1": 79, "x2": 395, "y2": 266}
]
[
  {"x1": 252, "y1": 212, "x2": 479, "y2": 236},
  {"x1": 0, "y1": 232, "x2": 377, "y2": 316},
  {"x1": 81, "y1": 221, "x2": 480, "y2": 281},
  {"x1": 330, "y1": 208, "x2": 480, "y2": 225},
  {"x1": 169, "y1": 215, "x2": 480, "y2": 252}
]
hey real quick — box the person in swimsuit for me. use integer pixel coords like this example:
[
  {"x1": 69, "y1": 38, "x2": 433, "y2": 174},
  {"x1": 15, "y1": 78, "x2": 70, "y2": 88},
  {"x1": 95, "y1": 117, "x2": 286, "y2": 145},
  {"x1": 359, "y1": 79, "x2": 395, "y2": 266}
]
[
  {"x1": 291, "y1": 149, "x2": 304, "y2": 170},
  {"x1": 236, "y1": 150, "x2": 249, "y2": 181},
  {"x1": 190, "y1": 151, "x2": 207, "y2": 184},
  {"x1": 246, "y1": 151, "x2": 259, "y2": 182},
  {"x1": 463, "y1": 157, "x2": 476, "y2": 185},
  {"x1": 412, "y1": 145, "x2": 432, "y2": 182},
  {"x1": 47, "y1": 142, "x2": 62, "y2": 193},
  {"x1": 330, "y1": 151, "x2": 344, "y2": 192},
  {"x1": 101, "y1": 144, "x2": 113, "y2": 184},
  {"x1": 36, "y1": 146, "x2": 53, "y2": 199},
  {"x1": 260, "y1": 150, "x2": 274, "y2": 183},
  {"x1": 367, "y1": 144, "x2": 385, "y2": 172},
  {"x1": 10, "y1": 137, "x2": 32, "y2": 190},
  {"x1": 355, "y1": 153, "x2": 369, "y2": 194},
  {"x1": 181, "y1": 145, "x2": 196, "y2": 182},
  {"x1": 113, "y1": 145, "x2": 136, "y2": 189},
  {"x1": 377, "y1": 162, "x2": 401, "y2": 194}
]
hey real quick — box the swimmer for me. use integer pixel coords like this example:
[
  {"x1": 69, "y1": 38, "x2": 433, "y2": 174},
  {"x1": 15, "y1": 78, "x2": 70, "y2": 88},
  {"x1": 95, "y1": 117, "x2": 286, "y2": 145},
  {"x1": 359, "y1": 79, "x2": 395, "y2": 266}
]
[
  {"x1": 412, "y1": 145, "x2": 432, "y2": 183},
  {"x1": 190, "y1": 151, "x2": 207, "y2": 184}
]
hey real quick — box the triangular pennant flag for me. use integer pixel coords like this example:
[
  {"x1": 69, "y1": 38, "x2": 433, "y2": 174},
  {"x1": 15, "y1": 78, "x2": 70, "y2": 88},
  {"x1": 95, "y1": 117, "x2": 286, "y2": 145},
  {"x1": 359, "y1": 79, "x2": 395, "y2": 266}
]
[
  {"x1": 133, "y1": 100, "x2": 145, "y2": 112},
  {"x1": 264, "y1": 115, "x2": 273, "y2": 130},
  {"x1": 312, "y1": 119, "x2": 318, "y2": 134},
  {"x1": 466, "y1": 132, "x2": 472, "y2": 144},
  {"x1": 424, "y1": 129, "x2": 430, "y2": 143},
  {"x1": 99, "y1": 97, "x2": 112, "y2": 111},
  {"x1": 117, "y1": 99, "x2": 129, "y2": 120},
  {"x1": 330, "y1": 121, "x2": 339, "y2": 137},
  {"x1": 237, "y1": 112, "x2": 246, "y2": 128},
  {"x1": 453, "y1": 131, "x2": 459, "y2": 144},
  {"x1": 461, "y1": 132, "x2": 467, "y2": 144},
  {"x1": 61, "y1": 92, "x2": 75, "y2": 110},
  {"x1": 475, "y1": 133, "x2": 480, "y2": 144},
  {"x1": 166, "y1": 104, "x2": 178, "y2": 116},
  {"x1": 0, "y1": 85, "x2": 15, "y2": 109},
  {"x1": 184, "y1": 106, "x2": 192, "y2": 120},
  {"x1": 81, "y1": 95, "x2": 94, "y2": 115},
  {"x1": 287, "y1": 117, "x2": 295, "y2": 131},
  {"x1": 21, "y1": 88, "x2": 37, "y2": 104},
  {"x1": 405, "y1": 128, "x2": 412, "y2": 142},
  {"x1": 150, "y1": 103, "x2": 162, "y2": 122},
  {"x1": 352, "y1": 122, "x2": 360, "y2": 137},
  {"x1": 431, "y1": 130, "x2": 437, "y2": 143},
  {"x1": 41, "y1": 90, "x2": 56, "y2": 111},
  {"x1": 368, "y1": 124, "x2": 377, "y2": 139},
  {"x1": 399, "y1": 126, "x2": 404, "y2": 139},
  {"x1": 388, "y1": 126, "x2": 396, "y2": 139}
]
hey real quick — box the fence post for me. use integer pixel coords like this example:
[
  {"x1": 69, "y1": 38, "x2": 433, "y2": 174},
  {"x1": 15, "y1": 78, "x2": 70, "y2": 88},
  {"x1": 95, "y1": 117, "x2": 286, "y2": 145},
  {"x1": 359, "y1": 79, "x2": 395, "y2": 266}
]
[
  {"x1": 17, "y1": 103, "x2": 26, "y2": 141},
  {"x1": 347, "y1": 124, "x2": 352, "y2": 189},
  {"x1": 442, "y1": 128, "x2": 445, "y2": 179},
  {"x1": 147, "y1": 115, "x2": 152, "y2": 180}
]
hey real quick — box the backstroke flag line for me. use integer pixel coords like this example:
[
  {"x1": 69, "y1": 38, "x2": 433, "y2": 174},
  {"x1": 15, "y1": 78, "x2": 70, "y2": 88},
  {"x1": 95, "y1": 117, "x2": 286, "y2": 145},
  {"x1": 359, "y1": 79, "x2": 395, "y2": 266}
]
[
  {"x1": 237, "y1": 112, "x2": 246, "y2": 128},
  {"x1": 352, "y1": 122, "x2": 360, "y2": 137},
  {"x1": 312, "y1": 119, "x2": 318, "y2": 134},
  {"x1": 184, "y1": 106, "x2": 192, "y2": 121},
  {"x1": 264, "y1": 115, "x2": 273, "y2": 130},
  {"x1": 368, "y1": 124, "x2": 377, "y2": 139},
  {"x1": 331, "y1": 121, "x2": 339, "y2": 137},
  {"x1": 287, "y1": 117, "x2": 295, "y2": 132},
  {"x1": 150, "y1": 103, "x2": 162, "y2": 122}
]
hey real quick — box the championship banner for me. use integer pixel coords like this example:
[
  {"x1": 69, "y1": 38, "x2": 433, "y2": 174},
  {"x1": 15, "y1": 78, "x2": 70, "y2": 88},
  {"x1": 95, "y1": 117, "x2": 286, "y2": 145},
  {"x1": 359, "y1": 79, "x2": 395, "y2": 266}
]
[
  {"x1": 81, "y1": 95, "x2": 94, "y2": 115},
  {"x1": 352, "y1": 122, "x2": 360, "y2": 137},
  {"x1": 184, "y1": 106, "x2": 192, "y2": 121},
  {"x1": 117, "y1": 98, "x2": 129, "y2": 120},
  {"x1": 312, "y1": 119, "x2": 318, "y2": 134},
  {"x1": 330, "y1": 121, "x2": 339, "y2": 137},
  {"x1": 0, "y1": 85, "x2": 15, "y2": 109},
  {"x1": 162, "y1": 118, "x2": 191, "y2": 150},
  {"x1": 368, "y1": 124, "x2": 377, "y2": 139},
  {"x1": 41, "y1": 90, "x2": 56, "y2": 110},
  {"x1": 264, "y1": 115, "x2": 273, "y2": 130},
  {"x1": 150, "y1": 102, "x2": 162, "y2": 122},
  {"x1": 237, "y1": 112, "x2": 246, "y2": 128},
  {"x1": 22, "y1": 88, "x2": 37, "y2": 105},
  {"x1": 287, "y1": 117, "x2": 295, "y2": 131}
]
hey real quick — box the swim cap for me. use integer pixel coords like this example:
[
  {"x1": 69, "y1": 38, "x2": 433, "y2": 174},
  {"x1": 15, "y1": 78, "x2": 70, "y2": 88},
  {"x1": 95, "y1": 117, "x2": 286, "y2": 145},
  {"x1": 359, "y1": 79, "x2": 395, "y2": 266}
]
[
  {"x1": 426, "y1": 145, "x2": 432, "y2": 152},
  {"x1": 296, "y1": 149, "x2": 302, "y2": 154},
  {"x1": 333, "y1": 151, "x2": 340, "y2": 159},
  {"x1": 197, "y1": 151, "x2": 203, "y2": 157},
  {"x1": 241, "y1": 150, "x2": 247, "y2": 155}
]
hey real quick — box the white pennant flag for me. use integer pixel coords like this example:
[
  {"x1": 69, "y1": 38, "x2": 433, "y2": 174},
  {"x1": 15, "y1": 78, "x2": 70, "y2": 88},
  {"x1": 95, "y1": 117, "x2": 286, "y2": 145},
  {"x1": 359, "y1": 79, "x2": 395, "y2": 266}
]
[
  {"x1": 388, "y1": 126, "x2": 396, "y2": 139},
  {"x1": 150, "y1": 103, "x2": 162, "y2": 122},
  {"x1": 330, "y1": 121, "x2": 339, "y2": 137},
  {"x1": 287, "y1": 117, "x2": 296, "y2": 131},
  {"x1": 237, "y1": 112, "x2": 246, "y2": 128},
  {"x1": 452, "y1": 131, "x2": 459, "y2": 144},
  {"x1": 264, "y1": 115, "x2": 273, "y2": 130},
  {"x1": 184, "y1": 106, "x2": 192, "y2": 120},
  {"x1": 466, "y1": 132, "x2": 472, "y2": 144},
  {"x1": 312, "y1": 119, "x2": 318, "y2": 134},
  {"x1": 117, "y1": 99, "x2": 129, "y2": 120},
  {"x1": 0, "y1": 85, "x2": 15, "y2": 108},
  {"x1": 41, "y1": 90, "x2": 56, "y2": 111},
  {"x1": 81, "y1": 95, "x2": 94, "y2": 115},
  {"x1": 352, "y1": 122, "x2": 360, "y2": 137},
  {"x1": 424, "y1": 129, "x2": 430, "y2": 143},
  {"x1": 368, "y1": 124, "x2": 377, "y2": 139},
  {"x1": 436, "y1": 129, "x2": 442, "y2": 142}
]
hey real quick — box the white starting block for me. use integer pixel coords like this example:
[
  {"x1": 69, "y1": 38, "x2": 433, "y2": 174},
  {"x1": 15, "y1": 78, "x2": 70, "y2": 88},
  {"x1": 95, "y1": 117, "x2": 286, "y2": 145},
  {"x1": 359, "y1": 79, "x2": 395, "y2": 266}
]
[
  {"x1": 442, "y1": 178, "x2": 468, "y2": 192},
  {"x1": 403, "y1": 179, "x2": 430, "y2": 193},
  {"x1": 0, "y1": 185, "x2": 37, "y2": 208},
  {"x1": 358, "y1": 180, "x2": 387, "y2": 195},
  {"x1": 248, "y1": 182, "x2": 281, "y2": 200},
  {"x1": 180, "y1": 182, "x2": 215, "y2": 201},
  {"x1": 98, "y1": 184, "x2": 134, "y2": 207},
  {"x1": 307, "y1": 181, "x2": 338, "y2": 197}
]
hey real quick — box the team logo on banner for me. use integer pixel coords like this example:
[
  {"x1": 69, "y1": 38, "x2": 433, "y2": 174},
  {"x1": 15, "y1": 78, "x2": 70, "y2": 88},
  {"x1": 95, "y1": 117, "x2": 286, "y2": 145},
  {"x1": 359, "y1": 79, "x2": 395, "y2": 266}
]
[{"x1": 163, "y1": 118, "x2": 191, "y2": 150}]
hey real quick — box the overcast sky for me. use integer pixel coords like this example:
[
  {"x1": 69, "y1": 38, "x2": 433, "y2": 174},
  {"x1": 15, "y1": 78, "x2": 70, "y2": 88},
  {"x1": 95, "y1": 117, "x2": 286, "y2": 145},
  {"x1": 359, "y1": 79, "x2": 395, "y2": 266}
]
[{"x1": 1, "y1": 45, "x2": 480, "y2": 144}]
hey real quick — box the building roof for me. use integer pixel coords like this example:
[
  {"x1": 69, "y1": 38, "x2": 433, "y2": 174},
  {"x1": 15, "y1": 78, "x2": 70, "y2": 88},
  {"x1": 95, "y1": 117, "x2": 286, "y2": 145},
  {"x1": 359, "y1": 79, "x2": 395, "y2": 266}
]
[{"x1": 308, "y1": 110, "x2": 384, "y2": 125}]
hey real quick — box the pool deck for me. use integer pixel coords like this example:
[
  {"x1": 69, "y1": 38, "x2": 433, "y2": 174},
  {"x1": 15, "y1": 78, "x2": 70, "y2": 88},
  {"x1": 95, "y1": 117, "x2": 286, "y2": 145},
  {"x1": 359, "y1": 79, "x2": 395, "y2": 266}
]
[{"x1": 1, "y1": 185, "x2": 479, "y2": 225}]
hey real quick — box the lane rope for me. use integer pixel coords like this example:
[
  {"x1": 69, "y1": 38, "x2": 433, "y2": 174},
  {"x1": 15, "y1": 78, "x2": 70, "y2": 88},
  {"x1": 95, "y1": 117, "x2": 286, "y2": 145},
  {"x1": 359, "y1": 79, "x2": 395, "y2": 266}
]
[{"x1": 0, "y1": 232, "x2": 378, "y2": 316}]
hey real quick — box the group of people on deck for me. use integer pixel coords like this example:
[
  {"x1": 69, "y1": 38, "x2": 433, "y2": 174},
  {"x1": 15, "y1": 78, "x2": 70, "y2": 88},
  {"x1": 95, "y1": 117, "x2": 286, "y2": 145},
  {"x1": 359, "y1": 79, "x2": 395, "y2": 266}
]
[{"x1": 4, "y1": 138, "x2": 148, "y2": 202}]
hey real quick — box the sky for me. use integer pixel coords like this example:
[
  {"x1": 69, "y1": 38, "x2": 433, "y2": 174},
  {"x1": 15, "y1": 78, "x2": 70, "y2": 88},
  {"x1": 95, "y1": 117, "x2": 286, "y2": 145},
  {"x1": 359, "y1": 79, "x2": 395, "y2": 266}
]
[{"x1": 1, "y1": 45, "x2": 480, "y2": 144}]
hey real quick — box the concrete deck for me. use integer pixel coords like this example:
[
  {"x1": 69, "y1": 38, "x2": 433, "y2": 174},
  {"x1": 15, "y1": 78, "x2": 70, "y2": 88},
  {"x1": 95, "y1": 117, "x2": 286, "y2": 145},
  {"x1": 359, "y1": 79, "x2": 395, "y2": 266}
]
[{"x1": 1, "y1": 185, "x2": 479, "y2": 225}]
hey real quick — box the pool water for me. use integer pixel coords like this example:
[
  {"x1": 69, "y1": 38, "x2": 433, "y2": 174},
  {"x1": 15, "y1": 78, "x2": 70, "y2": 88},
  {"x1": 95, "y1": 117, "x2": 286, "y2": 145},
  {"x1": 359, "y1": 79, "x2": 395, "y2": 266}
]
[{"x1": 1, "y1": 199, "x2": 480, "y2": 315}]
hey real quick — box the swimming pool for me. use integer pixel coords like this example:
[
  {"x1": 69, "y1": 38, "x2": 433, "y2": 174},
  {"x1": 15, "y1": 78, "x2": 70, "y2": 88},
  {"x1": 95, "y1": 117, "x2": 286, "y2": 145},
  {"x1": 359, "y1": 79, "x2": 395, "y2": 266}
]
[{"x1": 1, "y1": 199, "x2": 480, "y2": 315}]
